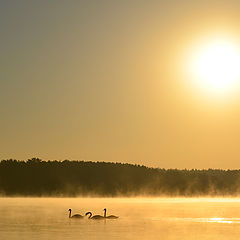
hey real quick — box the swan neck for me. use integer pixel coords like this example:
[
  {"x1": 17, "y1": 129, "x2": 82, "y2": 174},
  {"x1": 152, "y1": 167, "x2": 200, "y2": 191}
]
[
  {"x1": 104, "y1": 209, "x2": 106, "y2": 218},
  {"x1": 69, "y1": 210, "x2": 71, "y2": 218},
  {"x1": 86, "y1": 212, "x2": 92, "y2": 219}
]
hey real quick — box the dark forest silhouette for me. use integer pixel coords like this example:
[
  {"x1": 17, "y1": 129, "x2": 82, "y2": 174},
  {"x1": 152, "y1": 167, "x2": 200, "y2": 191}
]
[{"x1": 0, "y1": 158, "x2": 240, "y2": 196}]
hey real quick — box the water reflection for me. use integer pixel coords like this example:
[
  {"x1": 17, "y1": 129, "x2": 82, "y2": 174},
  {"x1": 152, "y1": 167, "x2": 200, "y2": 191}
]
[
  {"x1": 208, "y1": 217, "x2": 233, "y2": 224},
  {"x1": 1, "y1": 198, "x2": 240, "y2": 240},
  {"x1": 162, "y1": 217, "x2": 237, "y2": 224},
  {"x1": 181, "y1": 217, "x2": 240, "y2": 224}
]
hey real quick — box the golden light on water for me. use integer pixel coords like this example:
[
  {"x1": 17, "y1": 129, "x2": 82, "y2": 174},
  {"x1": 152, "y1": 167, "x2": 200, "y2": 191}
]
[
  {"x1": 208, "y1": 218, "x2": 233, "y2": 224},
  {"x1": 186, "y1": 37, "x2": 240, "y2": 97}
]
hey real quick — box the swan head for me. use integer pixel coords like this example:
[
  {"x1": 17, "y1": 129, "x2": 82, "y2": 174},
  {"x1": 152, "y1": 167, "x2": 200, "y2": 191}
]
[
  {"x1": 68, "y1": 209, "x2": 72, "y2": 212},
  {"x1": 104, "y1": 208, "x2": 106, "y2": 211}
]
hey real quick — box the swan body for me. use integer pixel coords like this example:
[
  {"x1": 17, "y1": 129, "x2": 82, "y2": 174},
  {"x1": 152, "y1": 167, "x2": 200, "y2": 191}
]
[
  {"x1": 85, "y1": 209, "x2": 119, "y2": 220},
  {"x1": 106, "y1": 215, "x2": 119, "y2": 219},
  {"x1": 92, "y1": 215, "x2": 105, "y2": 220},
  {"x1": 85, "y1": 211, "x2": 105, "y2": 220},
  {"x1": 104, "y1": 208, "x2": 119, "y2": 219},
  {"x1": 68, "y1": 209, "x2": 84, "y2": 219}
]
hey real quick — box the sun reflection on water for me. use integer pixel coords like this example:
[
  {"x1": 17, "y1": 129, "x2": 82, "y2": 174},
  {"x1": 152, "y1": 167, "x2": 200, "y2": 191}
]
[{"x1": 208, "y1": 218, "x2": 233, "y2": 224}]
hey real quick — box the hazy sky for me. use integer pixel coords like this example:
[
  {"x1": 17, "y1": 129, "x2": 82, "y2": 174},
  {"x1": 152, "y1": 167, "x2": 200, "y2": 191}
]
[{"x1": 2, "y1": 0, "x2": 240, "y2": 169}]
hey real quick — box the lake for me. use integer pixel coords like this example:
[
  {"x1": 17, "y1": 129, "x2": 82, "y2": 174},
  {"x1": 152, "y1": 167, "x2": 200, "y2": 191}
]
[{"x1": 1, "y1": 197, "x2": 240, "y2": 240}]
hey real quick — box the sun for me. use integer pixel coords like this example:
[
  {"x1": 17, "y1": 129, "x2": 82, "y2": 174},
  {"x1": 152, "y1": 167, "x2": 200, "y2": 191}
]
[{"x1": 187, "y1": 38, "x2": 240, "y2": 96}]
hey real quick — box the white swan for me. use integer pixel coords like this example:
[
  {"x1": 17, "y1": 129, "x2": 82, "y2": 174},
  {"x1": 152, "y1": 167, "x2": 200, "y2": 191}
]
[
  {"x1": 85, "y1": 211, "x2": 105, "y2": 220},
  {"x1": 104, "y1": 208, "x2": 119, "y2": 219},
  {"x1": 68, "y1": 209, "x2": 84, "y2": 218}
]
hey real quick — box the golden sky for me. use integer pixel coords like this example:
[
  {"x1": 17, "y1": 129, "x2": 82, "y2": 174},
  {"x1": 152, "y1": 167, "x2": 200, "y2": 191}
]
[{"x1": 1, "y1": 1, "x2": 240, "y2": 169}]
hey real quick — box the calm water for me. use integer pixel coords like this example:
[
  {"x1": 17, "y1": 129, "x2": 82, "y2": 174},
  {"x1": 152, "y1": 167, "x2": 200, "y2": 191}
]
[{"x1": 1, "y1": 197, "x2": 240, "y2": 240}]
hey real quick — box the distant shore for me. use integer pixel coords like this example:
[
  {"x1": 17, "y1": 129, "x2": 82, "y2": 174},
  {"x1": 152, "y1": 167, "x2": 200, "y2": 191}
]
[{"x1": 1, "y1": 158, "x2": 239, "y2": 197}]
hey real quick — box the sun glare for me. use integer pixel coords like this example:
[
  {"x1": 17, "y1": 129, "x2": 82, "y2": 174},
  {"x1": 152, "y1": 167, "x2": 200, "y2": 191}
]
[{"x1": 187, "y1": 38, "x2": 240, "y2": 96}]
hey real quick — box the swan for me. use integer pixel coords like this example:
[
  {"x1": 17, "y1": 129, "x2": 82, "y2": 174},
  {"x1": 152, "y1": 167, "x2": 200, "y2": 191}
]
[
  {"x1": 104, "y1": 208, "x2": 119, "y2": 219},
  {"x1": 85, "y1": 211, "x2": 105, "y2": 220},
  {"x1": 68, "y1": 209, "x2": 84, "y2": 219}
]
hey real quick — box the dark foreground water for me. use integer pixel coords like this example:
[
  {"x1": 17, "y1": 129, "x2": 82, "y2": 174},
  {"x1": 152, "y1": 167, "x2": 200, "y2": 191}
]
[{"x1": 1, "y1": 197, "x2": 240, "y2": 240}]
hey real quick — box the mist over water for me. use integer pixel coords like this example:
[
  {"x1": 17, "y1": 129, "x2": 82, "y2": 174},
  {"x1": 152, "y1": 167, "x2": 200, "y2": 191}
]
[{"x1": 1, "y1": 198, "x2": 240, "y2": 240}]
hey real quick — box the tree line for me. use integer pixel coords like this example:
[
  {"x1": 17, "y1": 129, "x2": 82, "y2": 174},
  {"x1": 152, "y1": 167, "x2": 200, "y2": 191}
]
[{"x1": 0, "y1": 158, "x2": 240, "y2": 196}]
